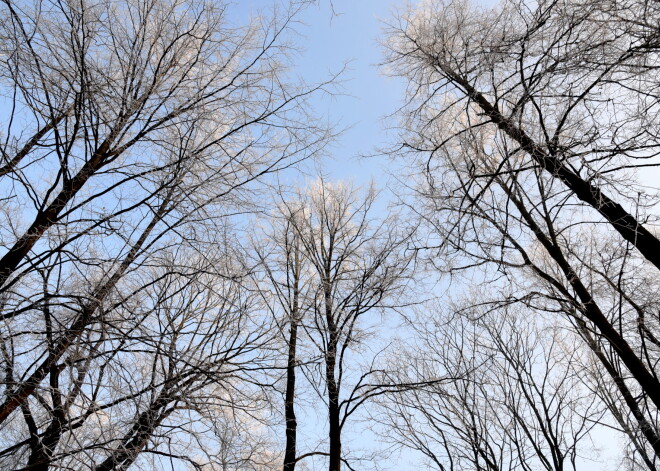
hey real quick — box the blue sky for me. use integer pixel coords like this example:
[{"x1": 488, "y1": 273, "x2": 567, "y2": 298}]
[
  {"x1": 292, "y1": 2, "x2": 621, "y2": 468},
  {"x1": 291, "y1": 0, "x2": 407, "y2": 180},
  {"x1": 235, "y1": 0, "x2": 411, "y2": 187}
]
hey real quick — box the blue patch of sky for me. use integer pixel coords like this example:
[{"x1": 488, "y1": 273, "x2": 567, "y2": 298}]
[{"x1": 232, "y1": 0, "x2": 409, "y2": 188}]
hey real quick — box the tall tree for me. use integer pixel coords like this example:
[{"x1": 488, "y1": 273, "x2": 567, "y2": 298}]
[
  {"x1": 278, "y1": 179, "x2": 414, "y2": 471},
  {"x1": 0, "y1": 0, "x2": 332, "y2": 467},
  {"x1": 385, "y1": 0, "x2": 660, "y2": 464},
  {"x1": 253, "y1": 201, "x2": 314, "y2": 471}
]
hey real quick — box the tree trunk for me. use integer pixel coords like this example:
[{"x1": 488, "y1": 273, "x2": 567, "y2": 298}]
[
  {"x1": 93, "y1": 393, "x2": 173, "y2": 471},
  {"x1": 283, "y1": 241, "x2": 302, "y2": 471},
  {"x1": 501, "y1": 180, "x2": 660, "y2": 410},
  {"x1": 441, "y1": 64, "x2": 660, "y2": 272},
  {"x1": 283, "y1": 319, "x2": 298, "y2": 471},
  {"x1": 327, "y1": 347, "x2": 341, "y2": 471},
  {"x1": 324, "y1": 266, "x2": 342, "y2": 471}
]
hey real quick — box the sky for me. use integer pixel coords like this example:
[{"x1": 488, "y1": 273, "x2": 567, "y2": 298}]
[
  {"x1": 235, "y1": 0, "x2": 412, "y2": 188},
  {"x1": 280, "y1": 0, "x2": 406, "y2": 179},
  {"x1": 300, "y1": 2, "x2": 621, "y2": 469},
  {"x1": 290, "y1": 0, "x2": 408, "y2": 181},
  {"x1": 232, "y1": 0, "x2": 501, "y2": 189}
]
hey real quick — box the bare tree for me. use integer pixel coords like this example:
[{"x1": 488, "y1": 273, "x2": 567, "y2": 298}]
[
  {"x1": 385, "y1": 0, "x2": 660, "y2": 267},
  {"x1": 273, "y1": 179, "x2": 413, "y2": 471},
  {"x1": 376, "y1": 303, "x2": 604, "y2": 471},
  {"x1": 384, "y1": 0, "x2": 660, "y2": 463},
  {"x1": 0, "y1": 0, "x2": 333, "y2": 467},
  {"x1": 80, "y1": 252, "x2": 275, "y2": 471},
  {"x1": 0, "y1": 246, "x2": 280, "y2": 470},
  {"x1": 252, "y1": 200, "x2": 316, "y2": 471}
]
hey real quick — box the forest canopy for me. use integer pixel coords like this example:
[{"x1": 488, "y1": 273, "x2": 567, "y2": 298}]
[{"x1": 0, "y1": 0, "x2": 658, "y2": 470}]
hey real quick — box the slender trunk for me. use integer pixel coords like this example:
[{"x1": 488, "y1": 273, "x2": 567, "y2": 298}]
[
  {"x1": 283, "y1": 294, "x2": 299, "y2": 471},
  {"x1": 324, "y1": 266, "x2": 341, "y2": 471},
  {"x1": 23, "y1": 365, "x2": 66, "y2": 471},
  {"x1": 283, "y1": 240, "x2": 302, "y2": 471},
  {"x1": 326, "y1": 341, "x2": 341, "y2": 471},
  {"x1": 24, "y1": 414, "x2": 64, "y2": 471},
  {"x1": 283, "y1": 319, "x2": 298, "y2": 471},
  {"x1": 93, "y1": 393, "x2": 173, "y2": 471}
]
